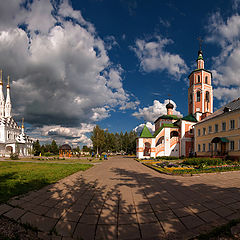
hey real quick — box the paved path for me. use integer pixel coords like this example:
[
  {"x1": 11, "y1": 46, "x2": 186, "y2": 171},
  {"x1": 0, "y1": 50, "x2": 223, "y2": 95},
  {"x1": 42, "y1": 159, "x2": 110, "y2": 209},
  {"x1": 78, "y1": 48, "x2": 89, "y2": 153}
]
[{"x1": 1, "y1": 156, "x2": 240, "y2": 240}]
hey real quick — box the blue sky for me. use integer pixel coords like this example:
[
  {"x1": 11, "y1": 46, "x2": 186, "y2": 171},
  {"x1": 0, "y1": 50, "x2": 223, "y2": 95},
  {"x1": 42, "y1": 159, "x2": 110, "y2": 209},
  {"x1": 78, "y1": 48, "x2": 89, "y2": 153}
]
[{"x1": 0, "y1": 0, "x2": 239, "y2": 146}]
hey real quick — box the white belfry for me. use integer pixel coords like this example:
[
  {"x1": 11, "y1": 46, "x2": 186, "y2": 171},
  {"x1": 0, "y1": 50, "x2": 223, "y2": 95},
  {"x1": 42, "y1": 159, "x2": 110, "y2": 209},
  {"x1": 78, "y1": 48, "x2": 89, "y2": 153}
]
[
  {"x1": 5, "y1": 76, "x2": 11, "y2": 118},
  {"x1": 0, "y1": 70, "x2": 5, "y2": 117}
]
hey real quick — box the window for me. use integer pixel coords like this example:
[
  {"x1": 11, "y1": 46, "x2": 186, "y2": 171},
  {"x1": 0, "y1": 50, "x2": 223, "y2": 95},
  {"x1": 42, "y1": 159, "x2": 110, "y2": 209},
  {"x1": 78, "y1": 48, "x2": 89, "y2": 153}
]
[
  {"x1": 205, "y1": 76, "x2": 208, "y2": 84},
  {"x1": 238, "y1": 117, "x2": 240, "y2": 128},
  {"x1": 208, "y1": 126, "x2": 212, "y2": 133},
  {"x1": 197, "y1": 75, "x2": 200, "y2": 83},
  {"x1": 230, "y1": 120, "x2": 235, "y2": 130},
  {"x1": 197, "y1": 91, "x2": 201, "y2": 102},
  {"x1": 203, "y1": 128, "x2": 206, "y2": 135},
  {"x1": 215, "y1": 124, "x2": 218, "y2": 133},
  {"x1": 239, "y1": 140, "x2": 240, "y2": 150},
  {"x1": 230, "y1": 141, "x2": 235, "y2": 151},
  {"x1": 198, "y1": 129, "x2": 201, "y2": 136},
  {"x1": 222, "y1": 122, "x2": 226, "y2": 131},
  {"x1": 203, "y1": 144, "x2": 206, "y2": 152},
  {"x1": 205, "y1": 91, "x2": 210, "y2": 102},
  {"x1": 198, "y1": 144, "x2": 201, "y2": 152},
  {"x1": 190, "y1": 128, "x2": 193, "y2": 134},
  {"x1": 208, "y1": 143, "x2": 211, "y2": 151}
]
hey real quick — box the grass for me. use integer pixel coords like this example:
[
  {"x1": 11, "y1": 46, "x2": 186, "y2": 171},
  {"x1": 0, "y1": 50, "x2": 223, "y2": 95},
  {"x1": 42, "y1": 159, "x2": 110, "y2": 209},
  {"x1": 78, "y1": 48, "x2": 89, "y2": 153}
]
[
  {"x1": 4, "y1": 157, "x2": 103, "y2": 164},
  {"x1": 0, "y1": 161, "x2": 92, "y2": 203}
]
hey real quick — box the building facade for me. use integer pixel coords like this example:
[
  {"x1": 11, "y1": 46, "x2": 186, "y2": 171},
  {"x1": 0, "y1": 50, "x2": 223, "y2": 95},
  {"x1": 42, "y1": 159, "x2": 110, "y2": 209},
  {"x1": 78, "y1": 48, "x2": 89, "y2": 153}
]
[
  {"x1": 194, "y1": 98, "x2": 240, "y2": 159},
  {"x1": 136, "y1": 48, "x2": 214, "y2": 159},
  {"x1": 0, "y1": 71, "x2": 33, "y2": 157}
]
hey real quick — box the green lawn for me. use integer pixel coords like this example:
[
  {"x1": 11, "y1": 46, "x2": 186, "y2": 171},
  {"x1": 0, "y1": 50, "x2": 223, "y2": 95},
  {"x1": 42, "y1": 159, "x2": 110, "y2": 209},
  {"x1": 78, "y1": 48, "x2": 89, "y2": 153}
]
[{"x1": 0, "y1": 162, "x2": 92, "y2": 203}]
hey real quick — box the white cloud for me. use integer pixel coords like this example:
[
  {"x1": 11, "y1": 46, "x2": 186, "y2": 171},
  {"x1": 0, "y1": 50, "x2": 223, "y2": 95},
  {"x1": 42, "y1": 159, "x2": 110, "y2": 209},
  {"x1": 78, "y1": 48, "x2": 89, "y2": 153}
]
[
  {"x1": 132, "y1": 99, "x2": 182, "y2": 122},
  {"x1": 132, "y1": 36, "x2": 188, "y2": 79},
  {"x1": 206, "y1": 12, "x2": 240, "y2": 102},
  {"x1": 0, "y1": 0, "x2": 138, "y2": 130},
  {"x1": 133, "y1": 122, "x2": 155, "y2": 135}
]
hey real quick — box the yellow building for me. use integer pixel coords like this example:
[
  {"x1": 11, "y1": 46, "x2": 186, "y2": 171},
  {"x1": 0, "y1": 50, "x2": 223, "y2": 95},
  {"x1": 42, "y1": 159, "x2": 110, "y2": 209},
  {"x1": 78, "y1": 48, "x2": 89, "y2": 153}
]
[{"x1": 194, "y1": 98, "x2": 240, "y2": 160}]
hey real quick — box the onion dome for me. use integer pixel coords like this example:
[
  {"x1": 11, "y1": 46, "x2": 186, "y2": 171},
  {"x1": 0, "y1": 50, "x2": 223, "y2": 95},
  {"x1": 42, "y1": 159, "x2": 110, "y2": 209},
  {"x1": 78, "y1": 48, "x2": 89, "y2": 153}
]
[{"x1": 166, "y1": 101, "x2": 174, "y2": 109}]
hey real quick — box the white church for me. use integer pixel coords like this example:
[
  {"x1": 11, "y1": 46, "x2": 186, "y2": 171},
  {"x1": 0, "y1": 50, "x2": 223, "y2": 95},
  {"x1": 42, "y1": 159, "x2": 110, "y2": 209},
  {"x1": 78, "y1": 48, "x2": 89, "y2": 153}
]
[{"x1": 0, "y1": 71, "x2": 33, "y2": 157}]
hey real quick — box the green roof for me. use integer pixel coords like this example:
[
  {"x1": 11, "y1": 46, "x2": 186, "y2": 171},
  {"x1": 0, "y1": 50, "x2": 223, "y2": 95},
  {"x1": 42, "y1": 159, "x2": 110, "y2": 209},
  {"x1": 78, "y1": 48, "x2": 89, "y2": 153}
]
[
  {"x1": 197, "y1": 55, "x2": 203, "y2": 60},
  {"x1": 153, "y1": 123, "x2": 179, "y2": 138},
  {"x1": 139, "y1": 125, "x2": 153, "y2": 138},
  {"x1": 182, "y1": 114, "x2": 198, "y2": 122},
  {"x1": 154, "y1": 114, "x2": 180, "y2": 123}
]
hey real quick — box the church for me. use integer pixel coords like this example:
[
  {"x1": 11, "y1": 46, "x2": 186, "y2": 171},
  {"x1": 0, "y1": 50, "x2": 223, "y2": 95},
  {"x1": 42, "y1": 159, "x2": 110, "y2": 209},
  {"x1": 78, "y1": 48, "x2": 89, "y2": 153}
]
[
  {"x1": 136, "y1": 48, "x2": 213, "y2": 159},
  {"x1": 0, "y1": 71, "x2": 33, "y2": 157}
]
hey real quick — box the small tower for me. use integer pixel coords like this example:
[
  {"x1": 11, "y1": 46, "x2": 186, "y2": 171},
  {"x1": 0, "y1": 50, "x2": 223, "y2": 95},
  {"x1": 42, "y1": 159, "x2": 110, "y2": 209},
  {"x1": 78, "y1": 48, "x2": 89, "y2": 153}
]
[
  {"x1": 188, "y1": 46, "x2": 213, "y2": 121},
  {"x1": 21, "y1": 118, "x2": 24, "y2": 135},
  {"x1": 0, "y1": 70, "x2": 5, "y2": 117},
  {"x1": 166, "y1": 100, "x2": 174, "y2": 115},
  {"x1": 5, "y1": 76, "x2": 12, "y2": 118}
]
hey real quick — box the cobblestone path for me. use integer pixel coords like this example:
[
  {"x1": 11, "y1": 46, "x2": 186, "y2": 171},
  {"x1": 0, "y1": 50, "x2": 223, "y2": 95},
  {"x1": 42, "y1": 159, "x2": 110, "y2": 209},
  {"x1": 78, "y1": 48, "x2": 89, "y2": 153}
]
[{"x1": 1, "y1": 156, "x2": 240, "y2": 239}]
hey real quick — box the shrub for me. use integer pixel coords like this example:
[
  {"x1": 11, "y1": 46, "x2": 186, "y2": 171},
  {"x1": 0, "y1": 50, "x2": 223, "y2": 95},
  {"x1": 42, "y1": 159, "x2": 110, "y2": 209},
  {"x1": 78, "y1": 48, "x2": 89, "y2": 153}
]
[
  {"x1": 182, "y1": 158, "x2": 223, "y2": 166},
  {"x1": 44, "y1": 152, "x2": 52, "y2": 157},
  {"x1": 10, "y1": 153, "x2": 19, "y2": 160}
]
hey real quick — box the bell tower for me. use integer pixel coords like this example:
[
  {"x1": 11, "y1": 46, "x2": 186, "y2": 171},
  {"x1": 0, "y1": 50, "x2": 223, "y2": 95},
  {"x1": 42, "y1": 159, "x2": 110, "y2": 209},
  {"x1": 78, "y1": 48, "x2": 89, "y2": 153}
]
[{"x1": 188, "y1": 45, "x2": 213, "y2": 121}]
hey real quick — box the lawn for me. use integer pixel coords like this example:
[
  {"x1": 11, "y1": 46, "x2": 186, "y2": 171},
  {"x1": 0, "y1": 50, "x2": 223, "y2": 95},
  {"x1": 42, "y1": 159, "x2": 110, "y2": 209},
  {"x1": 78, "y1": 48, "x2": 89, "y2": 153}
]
[{"x1": 0, "y1": 162, "x2": 92, "y2": 203}]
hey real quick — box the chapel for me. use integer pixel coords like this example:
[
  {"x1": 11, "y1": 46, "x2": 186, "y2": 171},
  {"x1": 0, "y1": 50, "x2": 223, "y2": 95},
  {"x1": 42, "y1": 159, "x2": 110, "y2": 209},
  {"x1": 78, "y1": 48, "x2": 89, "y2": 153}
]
[{"x1": 0, "y1": 71, "x2": 33, "y2": 157}]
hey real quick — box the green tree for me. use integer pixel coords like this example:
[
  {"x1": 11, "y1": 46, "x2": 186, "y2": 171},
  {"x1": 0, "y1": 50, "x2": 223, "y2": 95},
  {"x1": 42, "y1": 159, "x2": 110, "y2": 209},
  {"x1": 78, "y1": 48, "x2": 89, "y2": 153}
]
[
  {"x1": 33, "y1": 140, "x2": 41, "y2": 156},
  {"x1": 50, "y1": 140, "x2": 59, "y2": 155},
  {"x1": 91, "y1": 125, "x2": 105, "y2": 155}
]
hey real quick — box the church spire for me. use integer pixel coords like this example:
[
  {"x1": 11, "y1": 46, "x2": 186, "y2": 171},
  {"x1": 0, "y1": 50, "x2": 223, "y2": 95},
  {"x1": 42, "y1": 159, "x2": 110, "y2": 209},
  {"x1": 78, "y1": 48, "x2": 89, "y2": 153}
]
[
  {"x1": 21, "y1": 118, "x2": 24, "y2": 134},
  {"x1": 5, "y1": 75, "x2": 12, "y2": 118},
  {"x1": 0, "y1": 70, "x2": 5, "y2": 117},
  {"x1": 197, "y1": 37, "x2": 204, "y2": 69}
]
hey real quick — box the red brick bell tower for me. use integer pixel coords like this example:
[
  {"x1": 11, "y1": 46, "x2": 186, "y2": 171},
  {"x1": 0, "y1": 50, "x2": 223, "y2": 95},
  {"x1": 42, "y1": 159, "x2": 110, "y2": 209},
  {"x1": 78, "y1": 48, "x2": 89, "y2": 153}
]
[{"x1": 188, "y1": 48, "x2": 213, "y2": 121}]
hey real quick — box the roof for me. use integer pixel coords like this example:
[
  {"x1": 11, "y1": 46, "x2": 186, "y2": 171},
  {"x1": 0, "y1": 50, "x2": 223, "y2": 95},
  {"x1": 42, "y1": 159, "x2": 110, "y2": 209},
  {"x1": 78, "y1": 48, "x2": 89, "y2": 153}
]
[
  {"x1": 153, "y1": 123, "x2": 179, "y2": 138},
  {"x1": 181, "y1": 114, "x2": 198, "y2": 122},
  {"x1": 196, "y1": 97, "x2": 240, "y2": 125},
  {"x1": 139, "y1": 125, "x2": 153, "y2": 138},
  {"x1": 154, "y1": 114, "x2": 180, "y2": 123},
  {"x1": 211, "y1": 137, "x2": 229, "y2": 143},
  {"x1": 59, "y1": 144, "x2": 71, "y2": 150}
]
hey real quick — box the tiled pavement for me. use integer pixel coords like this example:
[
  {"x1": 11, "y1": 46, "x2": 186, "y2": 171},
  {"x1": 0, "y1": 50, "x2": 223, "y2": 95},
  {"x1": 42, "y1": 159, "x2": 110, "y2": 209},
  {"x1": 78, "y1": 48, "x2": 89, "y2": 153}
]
[{"x1": 1, "y1": 157, "x2": 240, "y2": 239}]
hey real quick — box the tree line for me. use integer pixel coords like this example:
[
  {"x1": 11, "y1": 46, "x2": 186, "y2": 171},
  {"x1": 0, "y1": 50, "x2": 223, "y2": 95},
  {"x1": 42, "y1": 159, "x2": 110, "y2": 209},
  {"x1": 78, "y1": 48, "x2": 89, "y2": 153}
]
[
  {"x1": 90, "y1": 125, "x2": 137, "y2": 155},
  {"x1": 32, "y1": 125, "x2": 137, "y2": 156}
]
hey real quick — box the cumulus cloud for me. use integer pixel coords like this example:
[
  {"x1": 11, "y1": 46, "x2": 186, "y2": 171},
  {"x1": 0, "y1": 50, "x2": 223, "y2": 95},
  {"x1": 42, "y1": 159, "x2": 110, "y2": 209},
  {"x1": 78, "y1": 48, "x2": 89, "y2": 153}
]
[
  {"x1": 0, "y1": 0, "x2": 138, "y2": 144},
  {"x1": 206, "y1": 12, "x2": 240, "y2": 102},
  {"x1": 132, "y1": 99, "x2": 182, "y2": 122},
  {"x1": 133, "y1": 122, "x2": 155, "y2": 136},
  {"x1": 132, "y1": 36, "x2": 188, "y2": 79}
]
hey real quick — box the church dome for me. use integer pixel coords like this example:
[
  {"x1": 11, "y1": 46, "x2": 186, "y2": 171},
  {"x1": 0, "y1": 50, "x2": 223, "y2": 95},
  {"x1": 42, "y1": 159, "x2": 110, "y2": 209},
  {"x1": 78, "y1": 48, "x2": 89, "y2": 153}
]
[{"x1": 166, "y1": 101, "x2": 174, "y2": 109}]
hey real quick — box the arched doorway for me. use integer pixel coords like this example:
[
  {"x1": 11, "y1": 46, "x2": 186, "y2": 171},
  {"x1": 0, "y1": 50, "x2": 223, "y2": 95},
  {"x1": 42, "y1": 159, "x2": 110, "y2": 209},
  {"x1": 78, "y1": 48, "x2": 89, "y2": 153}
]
[
  {"x1": 6, "y1": 146, "x2": 13, "y2": 155},
  {"x1": 143, "y1": 142, "x2": 151, "y2": 156}
]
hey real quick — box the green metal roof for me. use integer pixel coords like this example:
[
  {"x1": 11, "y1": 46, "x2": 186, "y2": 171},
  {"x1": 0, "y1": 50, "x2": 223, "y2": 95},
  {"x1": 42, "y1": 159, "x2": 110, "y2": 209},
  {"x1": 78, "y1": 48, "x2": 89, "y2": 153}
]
[
  {"x1": 197, "y1": 55, "x2": 203, "y2": 60},
  {"x1": 181, "y1": 114, "x2": 198, "y2": 122},
  {"x1": 139, "y1": 125, "x2": 153, "y2": 138},
  {"x1": 153, "y1": 123, "x2": 179, "y2": 138},
  {"x1": 154, "y1": 114, "x2": 180, "y2": 123},
  {"x1": 211, "y1": 137, "x2": 229, "y2": 143}
]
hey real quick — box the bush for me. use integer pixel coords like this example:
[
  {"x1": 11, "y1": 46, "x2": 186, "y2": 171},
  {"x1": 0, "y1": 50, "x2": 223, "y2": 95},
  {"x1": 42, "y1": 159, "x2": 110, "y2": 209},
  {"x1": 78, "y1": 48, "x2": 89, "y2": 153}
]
[
  {"x1": 182, "y1": 157, "x2": 223, "y2": 166},
  {"x1": 44, "y1": 152, "x2": 52, "y2": 157},
  {"x1": 10, "y1": 153, "x2": 19, "y2": 160}
]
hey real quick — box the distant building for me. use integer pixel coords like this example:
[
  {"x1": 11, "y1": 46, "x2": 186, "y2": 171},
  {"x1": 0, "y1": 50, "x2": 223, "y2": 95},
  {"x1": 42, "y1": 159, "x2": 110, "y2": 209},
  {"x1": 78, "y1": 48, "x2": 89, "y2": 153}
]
[
  {"x1": 194, "y1": 98, "x2": 240, "y2": 159},
  {"x1": 136, "y1": 48, "x2": 214, "y2": 159},
  {"x1": 0, "y1": 71, "x2": 32, "y2": 157},
  {"x1": 59, "y1": 144, "x2": 72, "y2": 157}
]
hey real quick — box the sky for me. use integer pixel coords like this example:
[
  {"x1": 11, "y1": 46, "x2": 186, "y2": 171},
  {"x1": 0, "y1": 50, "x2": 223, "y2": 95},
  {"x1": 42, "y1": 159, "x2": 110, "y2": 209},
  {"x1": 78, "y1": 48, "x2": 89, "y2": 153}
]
[{"x1": 0, "y1": 0, "x2": 240, "y2": 146}]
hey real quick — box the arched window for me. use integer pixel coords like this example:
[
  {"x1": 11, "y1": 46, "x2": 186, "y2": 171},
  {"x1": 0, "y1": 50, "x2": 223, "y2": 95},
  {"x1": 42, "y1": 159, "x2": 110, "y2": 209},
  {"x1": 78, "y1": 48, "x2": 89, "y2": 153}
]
[
  {"x1": 205, "y1": 91, "x2": 210, "y2": 102},
  {"x1": 197, "y1": 75, "x2": 200, "y2": 83},
  {"x1": 190, "y1": 94, "x2": 193, "y2": 104},
  {"x1": 170, "y1": 131, "x2": 178, "y2": 138},
  {"x1": 205, "y1": 76, "x2": 208, "y2": 84},
  {"x1": 143, "y1": 142, "x2": 151, "y2": 156},
  {"x1": 197, "y1": 91, "x2": 201, "y2": 102},
  {"x1": 156, "y1": 136, "x2": 164, "y2": 146}
]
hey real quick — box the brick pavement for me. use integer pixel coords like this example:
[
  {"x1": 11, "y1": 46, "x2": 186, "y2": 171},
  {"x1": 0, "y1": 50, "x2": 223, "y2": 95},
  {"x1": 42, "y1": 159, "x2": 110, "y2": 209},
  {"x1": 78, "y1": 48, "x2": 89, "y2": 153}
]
[{"x1": 1, "y1": 156, "x2": 240, "y2": 239}]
